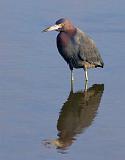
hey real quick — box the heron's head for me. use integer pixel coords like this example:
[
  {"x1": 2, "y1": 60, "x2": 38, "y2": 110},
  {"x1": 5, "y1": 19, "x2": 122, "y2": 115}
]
[{"x1": 42, "y1": 18, "x2": 76, "y2": 33}]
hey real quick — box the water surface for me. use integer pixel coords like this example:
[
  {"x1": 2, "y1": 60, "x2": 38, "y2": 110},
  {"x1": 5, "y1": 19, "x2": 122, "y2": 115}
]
[{"x1": 0, "y1": 0, "x2": 125, "y2": 160}]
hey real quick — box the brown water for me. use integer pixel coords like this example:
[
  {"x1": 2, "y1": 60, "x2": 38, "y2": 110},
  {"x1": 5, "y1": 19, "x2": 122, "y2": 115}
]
[{"x1": 0, "y1": 0, "x2": 125, "y2": 160}]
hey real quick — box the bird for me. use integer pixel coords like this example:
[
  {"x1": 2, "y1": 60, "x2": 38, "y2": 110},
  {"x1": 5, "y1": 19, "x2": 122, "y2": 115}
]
[{"x1": 42, "y1": 18, "x2": 104, "y2": 90}]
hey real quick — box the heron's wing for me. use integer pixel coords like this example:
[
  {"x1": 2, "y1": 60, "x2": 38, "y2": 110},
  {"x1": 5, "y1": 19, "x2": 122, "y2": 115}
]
[{"x1": 77, "y1": 29, "x2": 104, "y2": 67}]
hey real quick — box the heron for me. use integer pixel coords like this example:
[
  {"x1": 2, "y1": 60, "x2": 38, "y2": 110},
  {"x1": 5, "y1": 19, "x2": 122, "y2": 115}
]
[{"x1": 42, "y1": 18, "x2": 104, "y2": 90}]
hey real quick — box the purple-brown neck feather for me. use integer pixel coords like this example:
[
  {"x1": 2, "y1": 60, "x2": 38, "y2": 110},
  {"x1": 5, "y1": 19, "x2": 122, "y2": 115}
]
[{"x1": 57, "y1": 32, "x2": 69, "y2": 47}]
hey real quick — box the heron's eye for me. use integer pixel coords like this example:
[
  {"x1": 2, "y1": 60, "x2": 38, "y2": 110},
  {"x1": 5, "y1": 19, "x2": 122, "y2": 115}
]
[{"x1": 60, "y1": 23, "x2": 65, "y2": 27}]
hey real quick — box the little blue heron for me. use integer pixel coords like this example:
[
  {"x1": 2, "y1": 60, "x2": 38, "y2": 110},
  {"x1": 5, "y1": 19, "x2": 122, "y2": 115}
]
[{"x1": 42, "y1": 18, "x2": 104, "y2": 90}]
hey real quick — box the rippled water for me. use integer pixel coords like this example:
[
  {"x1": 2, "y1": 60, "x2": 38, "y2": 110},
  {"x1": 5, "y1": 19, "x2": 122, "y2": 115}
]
[{"x1": 0, "y1": 0, "x2": 125, "y2": 160}]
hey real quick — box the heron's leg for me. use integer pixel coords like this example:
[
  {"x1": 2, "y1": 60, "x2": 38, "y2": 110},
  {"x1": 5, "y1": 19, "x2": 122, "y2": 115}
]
[
  {"x1": 71, "y1": 70, "x2": 74, "y2": 92},
  {"x1": 71, "y1": 70, "x2": 74, "y2": 81},
  {"x1": 85, "y1": 69, "x2": 88, "y2": 81},
  {"x1": 84, "y1": 69, "x2": 88, "y2": 91}
]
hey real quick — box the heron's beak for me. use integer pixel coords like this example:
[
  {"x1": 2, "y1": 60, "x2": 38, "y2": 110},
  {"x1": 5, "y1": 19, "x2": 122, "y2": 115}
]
[{"x1": 42, "y1": 24, "x2": 62, "y2": 32}]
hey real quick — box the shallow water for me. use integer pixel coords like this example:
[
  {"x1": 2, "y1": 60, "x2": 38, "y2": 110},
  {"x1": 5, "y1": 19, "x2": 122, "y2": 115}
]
[{"x1": 0, "y1": 0, "x2": 125, "y2": 160}]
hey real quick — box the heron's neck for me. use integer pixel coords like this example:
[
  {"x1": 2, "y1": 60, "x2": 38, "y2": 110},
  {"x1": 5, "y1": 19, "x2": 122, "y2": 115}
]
[{"x1": 63, "y1": 27, "x2": 77, "y2": 37}]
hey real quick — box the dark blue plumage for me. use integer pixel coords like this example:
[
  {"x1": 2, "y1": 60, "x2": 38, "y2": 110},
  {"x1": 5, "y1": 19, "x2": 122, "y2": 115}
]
[
  {"x1": 56, "y1": 22, "x2": 104, "y2": 70},
  {"x1": 43, "y1": 18, "x2": 104, "y2": 90}
]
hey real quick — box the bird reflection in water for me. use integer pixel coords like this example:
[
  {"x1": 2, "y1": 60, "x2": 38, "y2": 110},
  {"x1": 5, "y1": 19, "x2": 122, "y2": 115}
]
[{"x1": 43, "y1": 84, "x2": 104, "y2": 152}]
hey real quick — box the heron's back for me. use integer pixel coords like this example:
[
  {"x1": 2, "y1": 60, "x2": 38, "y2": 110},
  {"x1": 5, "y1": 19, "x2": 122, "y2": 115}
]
[{"x1": 57, "y1": 28, "x2": 104, "y2": 70}]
